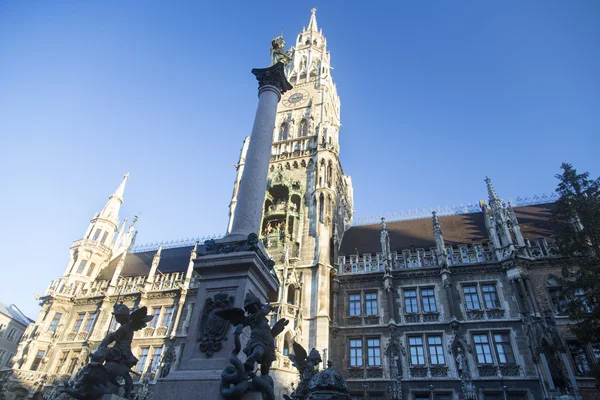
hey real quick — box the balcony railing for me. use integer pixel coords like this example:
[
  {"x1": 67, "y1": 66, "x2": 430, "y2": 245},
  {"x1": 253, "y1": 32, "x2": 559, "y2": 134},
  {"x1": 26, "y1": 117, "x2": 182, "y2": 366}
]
[{"x1": 71, "y1": 238, "x2": 112, "y2": 254}]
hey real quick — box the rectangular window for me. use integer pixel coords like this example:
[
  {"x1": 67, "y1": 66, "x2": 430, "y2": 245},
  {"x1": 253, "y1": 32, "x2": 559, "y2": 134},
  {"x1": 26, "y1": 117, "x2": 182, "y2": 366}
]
[
  {"x1": 162, "y1": 307, "x2": 174, "y2": 327},
  {"x1": 404, "y1": 289, "x2": 419, "y2": 313},
  {"x1": 493, "y1": 333, "x2": 515, "y2": 364},
  {"x1": 548, "y1": 287, "x2": 568, "y2": 315},
  {"x1": 49, "y1": 312, "x2": 62, "y2": 332},
  {"x1": 30, "y1": 350, "x2": 45, "y2": 371},
  {"x1": 67, "y1": 352, "x2": 80, "y2": 374},
  {"x1": 0, "y1": 323, "x2": 5, "y2": 337},
  {"x1": 482, "y1": 284, "x2": 500, "y2": 309},
  {"x1": 409, "y1": 336, "x2": 425, "y2": 365},
  {"x1": 506, "y1": 394, "x2": 529, "y2": 400},
  {"x1": 55, "y1": 351, "x2": 69, "y2": 373},
  {"x1": 349, "y1": 294, "x2": 361, "y2": 316},
  {"x1": 5, "y1": 353, "x2": 13, "y2": 367},
  {"x1": 83, "y1": 312, "x2": 97, "y2": 333},
  {"x1": 92, "y1": 229, "x2": 102, "y2": 241},
  {"x1": 149, "y1": 308, "x2": 161, "y2": 328},
  {"x1": 568, "y1": 341, "x2": 591, "y2": 376},
  {"x1": 0, "y1": 350, "x2": 5, "y2": 365},
  {"x1": 136, "y1": 348, "x2": 150, "y2": 373},
  {"x1": 421, "y1": 288, "x2": 437, "y2": 312},
  {"x1": 483, "y1": 394, "x2": 503, "y2": 400},
  {"x1": 364, "y1": 293, "x2": 378, "y2": 315},
  {"x1": 367, "y1": 338, "x2": 381, "y2": 366},
  {"x1": 463, "y1": 285, "x2": 481, "y2": 310},
  {"x1": 150, "y1": 347, "x2": 163, "y2": 371},
  {"x1": 427, "y1": 335, "x2": 445, "y2": 365},
  {"x1": 76, "y1": 260, "x2": 88, "y2": 274},
  {"x1": 414, "y1": 395, "x2": 430, "y2": 400},
  {"x1": 100, "y1": 231, "x2": 109, "y2": 244},
  {"x1": 83, "y1": 313, "x2": 97, "y2": 333},
  {"x1": 592, "y1": 343, "x2": 600, "y2": 363},
  {"x1": 473, "y1": 334, "x2": 494, "y2": 364},
  {"x1": 85, "y1": 262, "x2": 96, "y2": 277},
  {"x1": 6, "y1": 328, "x2": 16, "y2": 341},
  {"x1": 349, "y1": 339, "x2": 363, "y2": 367},
  {"x1": 109, "y1": 317, "x2": 119, "y2": 332}
]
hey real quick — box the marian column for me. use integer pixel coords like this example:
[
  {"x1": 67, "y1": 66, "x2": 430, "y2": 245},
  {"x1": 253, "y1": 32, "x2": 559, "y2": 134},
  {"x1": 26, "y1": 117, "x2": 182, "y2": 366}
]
[
  {"x1": 154, "y1": 60, "x2": 290, "y2": 400},
  {"x1": 228, "y1": 62, "x2": 292, "y2": 240}
]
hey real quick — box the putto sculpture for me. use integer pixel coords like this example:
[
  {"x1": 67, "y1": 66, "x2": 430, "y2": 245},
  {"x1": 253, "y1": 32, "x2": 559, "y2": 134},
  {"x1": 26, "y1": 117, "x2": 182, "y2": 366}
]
[
  {"x1": 62, "y1": 303, "x2": 153, "y2": 400},
  {"x1": 284, "y1": 343, "x2": 322, "y2": 400},
  {"x1": 216, "y1": 292, "x2": 288, "y2": 400}
]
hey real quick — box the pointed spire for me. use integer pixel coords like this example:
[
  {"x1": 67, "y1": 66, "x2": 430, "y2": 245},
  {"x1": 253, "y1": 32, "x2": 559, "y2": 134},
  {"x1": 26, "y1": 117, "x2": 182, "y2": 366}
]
[
  {"x1": 100, "y1": 173, "x2": 129, "y2": 221},
  {"x1": 485, "y1": 176, "x2": 499, "y2": 202},
  {"x1": 307, "y1": 8, "x2": 318, "y2": 32},
  {"x1": 113, "y1": 173, "x2": 129, "y2": 202},
  {"x1": 432, "y1": 211, "x2": 448, "y2": 266},
  {"x1": 190, "y1": 240, "x2": 199, "y2": 260}
]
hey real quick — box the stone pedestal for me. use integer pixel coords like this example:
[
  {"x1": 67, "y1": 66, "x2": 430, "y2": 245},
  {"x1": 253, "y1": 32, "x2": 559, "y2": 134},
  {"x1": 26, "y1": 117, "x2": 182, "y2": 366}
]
[{"x1": 153, "y1": 235, "x2": 279, "y2": 400}]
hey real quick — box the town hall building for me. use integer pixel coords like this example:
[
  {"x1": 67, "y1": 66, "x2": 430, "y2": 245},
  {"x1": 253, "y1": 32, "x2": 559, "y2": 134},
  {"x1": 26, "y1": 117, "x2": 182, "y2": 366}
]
[{"x1": 1, "y1": 9, "x2": 599, "y2": 400}]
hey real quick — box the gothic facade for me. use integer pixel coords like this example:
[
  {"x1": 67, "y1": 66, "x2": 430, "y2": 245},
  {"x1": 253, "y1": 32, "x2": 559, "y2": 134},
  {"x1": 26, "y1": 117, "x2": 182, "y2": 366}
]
[
  {"x1": 2, "y1": 9, "x2": 600, "y2": 400},
  {"x1": 330, "y1": 181, "x2": 600, "y2": 400}
]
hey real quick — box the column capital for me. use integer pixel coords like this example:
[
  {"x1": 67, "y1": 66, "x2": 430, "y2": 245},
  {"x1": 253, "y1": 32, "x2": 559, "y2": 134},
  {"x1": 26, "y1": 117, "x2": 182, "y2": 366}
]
[{"x1": 251, "y1": 62, "x2": 293, "y2": 98}]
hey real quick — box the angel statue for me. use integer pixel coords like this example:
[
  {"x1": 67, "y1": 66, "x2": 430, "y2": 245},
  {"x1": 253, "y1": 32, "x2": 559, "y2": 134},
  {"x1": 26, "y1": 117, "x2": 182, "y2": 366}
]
[
  {"x1": 62, "y1": 303, "x2": 153, "y2": 400},
  {"x1": 270, "y1": 36, "x2": 294, "y2": 67},
  {"x1": 217, "y1": 293, "x2": 288, "y2": 400},
  {"x1": 284, "y1": 343, "x2": 322, "y2": 400}
]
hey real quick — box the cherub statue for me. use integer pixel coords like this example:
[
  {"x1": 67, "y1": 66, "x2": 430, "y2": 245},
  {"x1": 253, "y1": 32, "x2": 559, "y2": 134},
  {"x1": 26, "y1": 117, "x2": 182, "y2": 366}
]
[
  {"x1": 285, "y1": 343, "x2": 322, "y2": 399},
  {"x1": 62, "y1": 303, "x2": 153, "y2": 400},
  {"x1": 217, "y1": 293, "x2": 288, "y2": 400},
  {"x1": 270, "y1": 36, "x2": 293, "y2": 67}
]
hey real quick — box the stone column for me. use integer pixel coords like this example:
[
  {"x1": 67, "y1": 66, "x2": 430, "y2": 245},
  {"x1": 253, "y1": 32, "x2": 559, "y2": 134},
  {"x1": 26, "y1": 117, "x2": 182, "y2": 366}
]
[
  {"x1": 561, "y1": 352, "x2": 582, "y2": 399},
  {"x1": 518, "y1": 278, "x2": 535, "y2": 314},
  {"x1": 228, "y1": 63, "x2": 292, "y2": 240}
]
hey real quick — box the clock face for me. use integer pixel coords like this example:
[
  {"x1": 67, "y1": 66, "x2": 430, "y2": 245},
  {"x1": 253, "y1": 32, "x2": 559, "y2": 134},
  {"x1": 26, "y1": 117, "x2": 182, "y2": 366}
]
[{"x1": 282, "y1": 89, "x2": 309, "y2": 107}]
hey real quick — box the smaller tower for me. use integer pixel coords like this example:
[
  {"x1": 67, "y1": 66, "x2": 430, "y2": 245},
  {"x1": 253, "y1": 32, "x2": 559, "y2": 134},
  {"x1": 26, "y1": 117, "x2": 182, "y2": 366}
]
[{"x1": 63, "y1": 174, "x2": 131, "y2": 281}]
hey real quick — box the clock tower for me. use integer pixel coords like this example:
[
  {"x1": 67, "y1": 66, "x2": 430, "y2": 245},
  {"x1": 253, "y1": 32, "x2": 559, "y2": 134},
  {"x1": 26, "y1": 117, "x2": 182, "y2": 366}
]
[{"x1": 228, "y1": 8, "x2": 353, "y2": 397}]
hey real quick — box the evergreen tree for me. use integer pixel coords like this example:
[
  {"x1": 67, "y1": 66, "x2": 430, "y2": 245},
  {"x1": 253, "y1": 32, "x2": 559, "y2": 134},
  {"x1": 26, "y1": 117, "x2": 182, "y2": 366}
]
[{"x1": 552, "y1": 163, "x2": 600, "y2": 382}]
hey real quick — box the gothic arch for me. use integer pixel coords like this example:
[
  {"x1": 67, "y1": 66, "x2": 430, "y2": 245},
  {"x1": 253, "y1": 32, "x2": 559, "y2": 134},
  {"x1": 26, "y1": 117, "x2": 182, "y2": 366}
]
[
  {"x1": 298, "y1": 119, "x2": 308, "y2": 137},
  {"x1": 279, "y1": 122, "x2": 289, "y2": 141}
]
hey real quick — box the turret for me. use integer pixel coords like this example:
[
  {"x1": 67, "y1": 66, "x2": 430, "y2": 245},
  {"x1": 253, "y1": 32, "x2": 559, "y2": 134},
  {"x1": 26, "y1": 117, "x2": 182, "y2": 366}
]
[{"x1": 63, "y1": 174, "x2": 131, "y2": 279}]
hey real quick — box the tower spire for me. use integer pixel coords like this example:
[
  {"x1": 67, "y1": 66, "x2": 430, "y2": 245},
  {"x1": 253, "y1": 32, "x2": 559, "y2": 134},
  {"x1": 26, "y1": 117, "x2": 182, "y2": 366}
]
[
  {"x1": 100, "y1": 173, "x2": 129, "y2": 221},
  {"x1": 307, "y1": 8, "x2": 318, "y2": 32},
  {"x1": 485, "y1": 176, "x2": 499, "y2": 202}
]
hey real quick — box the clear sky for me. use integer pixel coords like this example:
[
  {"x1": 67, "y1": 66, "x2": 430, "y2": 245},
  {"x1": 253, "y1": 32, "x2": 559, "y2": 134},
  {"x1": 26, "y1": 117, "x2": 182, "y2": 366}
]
[{"x1": 1, "y1": 1, "x2": 598, "y2": 318}]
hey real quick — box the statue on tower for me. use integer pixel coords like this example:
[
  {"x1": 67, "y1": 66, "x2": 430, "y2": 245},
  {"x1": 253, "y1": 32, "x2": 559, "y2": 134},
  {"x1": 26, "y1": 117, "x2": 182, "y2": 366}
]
[{"x1": 270, "y1": 35, "x2": 293, "y2": 67}]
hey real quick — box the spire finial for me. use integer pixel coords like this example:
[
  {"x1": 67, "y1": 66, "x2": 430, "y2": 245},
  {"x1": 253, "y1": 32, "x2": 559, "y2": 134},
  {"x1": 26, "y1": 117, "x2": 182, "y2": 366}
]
[
  {"x1": 432, "y1": 211, "x2": 441, "y2": 231},
  {"x1": 380, "y1": 217, "x2": 387, "y2": 231},
  {"x1": 307, "y1": 8, "x2": 318, "y2": 31},
  {"x1": 485, "y1": 176, "x2": 499, "y2": 201}
]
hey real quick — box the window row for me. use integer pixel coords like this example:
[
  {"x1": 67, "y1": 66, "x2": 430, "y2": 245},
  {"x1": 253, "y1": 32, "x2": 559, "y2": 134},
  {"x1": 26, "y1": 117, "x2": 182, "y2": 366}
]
[
  {"x1": 89, "y1": 227, "x2": 109, "y2": 244},
  {"x1": 135, "y1": 346, "x2": 163, "y2": 373},
  {"x1": 74, "y1": 259, "x2": 97, "y2": 276},
  {"x1": 0, "y1": 324, "x2": 21, "y2": 342},
  {"x1": 73, "y1": 312, "x2": 97, "y2": 333},
  {"x1": 352, "y1": 392, "x2": 529, "y2": 400},
  {"x1": 345, "y1": 282, "x2": 502, "y2": 317},
  {"x1": 108, "y1": 306, "x2": 174, "y2": 331},
  {"x1": 348, "y1": 331, "x2": 517, "y2": 368}
]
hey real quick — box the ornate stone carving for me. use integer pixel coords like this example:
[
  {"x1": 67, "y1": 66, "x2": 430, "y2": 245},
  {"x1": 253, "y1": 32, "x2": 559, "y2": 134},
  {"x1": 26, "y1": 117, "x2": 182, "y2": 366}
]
[
  {"x1": 202, "y1": 233, "x2": 276, "y2": 272},
  {"x1": 198, "y1": 292, "x2": 235, "y2": 357}
]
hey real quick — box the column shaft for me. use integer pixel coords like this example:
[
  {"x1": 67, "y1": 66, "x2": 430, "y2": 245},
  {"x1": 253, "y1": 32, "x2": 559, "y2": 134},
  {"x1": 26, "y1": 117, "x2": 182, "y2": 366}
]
[{"x1": 229, "y1": 86, "x2": 281, "y2": 238}]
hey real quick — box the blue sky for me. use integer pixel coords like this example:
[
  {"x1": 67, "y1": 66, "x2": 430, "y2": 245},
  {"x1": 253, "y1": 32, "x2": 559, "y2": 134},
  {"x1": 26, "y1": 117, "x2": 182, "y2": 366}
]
[{"x1": 1, "y1": 1, "x2": 598, "y2": 318}]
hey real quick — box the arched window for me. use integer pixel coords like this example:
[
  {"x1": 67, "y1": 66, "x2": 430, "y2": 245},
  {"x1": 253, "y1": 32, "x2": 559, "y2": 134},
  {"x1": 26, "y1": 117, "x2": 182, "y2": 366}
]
[
  {"x1": 319, "y1": 193, "x2": 325, "y2": 223},
  {"x1": 547, "y1": 276, "x2": 567, "y2": 315},
  {"x1": 287, "y1": 285, "x2": 296, "y2": 305},
  {"x1": 327, "y1": 161, "x2": 333, "y2": 187},
  {"x1": 279, "y1": 123, "x2": 289, "y2": 141},
  {"x1": 298, "y1": 119, "x2": 308, "y2": 137}
]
